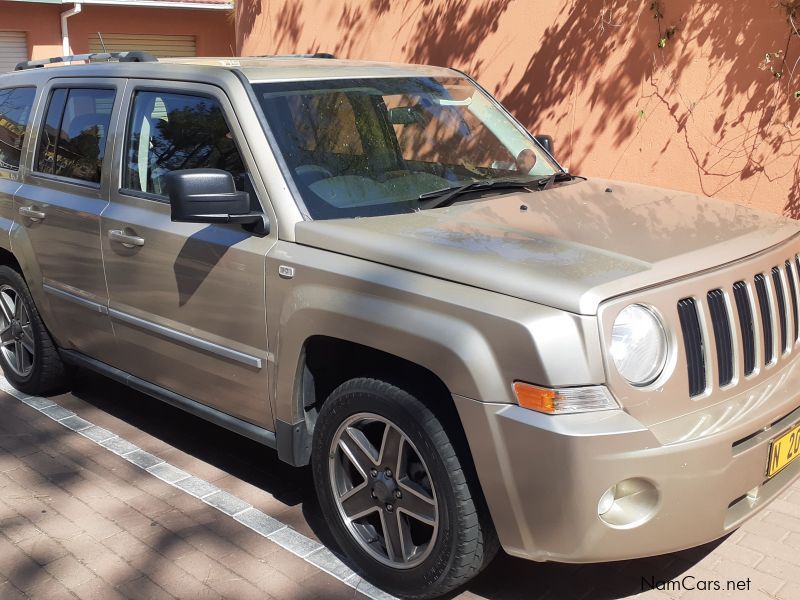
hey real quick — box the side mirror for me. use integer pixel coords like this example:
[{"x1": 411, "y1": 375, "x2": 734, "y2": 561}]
[
  {"x1": 165, "y1": 169, "x2": 267, "y2": 234},
  {"x1": 534, "y1": 135, "x2": 555, "y2": 157}
]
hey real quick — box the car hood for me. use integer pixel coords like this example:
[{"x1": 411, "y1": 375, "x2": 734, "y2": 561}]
[{"x1": 294, "y1": 178, "x2": 800, "y2": 314}]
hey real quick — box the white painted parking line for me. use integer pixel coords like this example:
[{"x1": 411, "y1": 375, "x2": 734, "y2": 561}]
[{"x1": 0, "y1": 377, "x2": 397, "y2": 600}]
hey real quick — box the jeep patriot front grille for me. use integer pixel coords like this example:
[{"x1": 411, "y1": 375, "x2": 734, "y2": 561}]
[{"x1": 679, "y1": 254, "x2": 800, "y2": 397}]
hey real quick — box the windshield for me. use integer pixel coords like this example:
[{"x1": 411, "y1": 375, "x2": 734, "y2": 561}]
[{"x1": 254, "y1": 76, "x2": 560, "y2": 220}]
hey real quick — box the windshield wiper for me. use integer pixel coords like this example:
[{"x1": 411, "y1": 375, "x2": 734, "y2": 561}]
[
  {"x1": 418, "y1": 178, "x2": 538, "y2": 210},
  {"x1": 531, "y1": 171, "x2": 574, "y2": 191}
]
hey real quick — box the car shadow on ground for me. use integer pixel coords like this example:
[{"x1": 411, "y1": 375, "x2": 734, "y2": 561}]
[{"x1": 67, "y1": 370, "x2": 723, "y2": 600}]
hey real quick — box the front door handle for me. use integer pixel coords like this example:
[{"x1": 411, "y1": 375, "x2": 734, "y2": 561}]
[
  {"x1": 19, "y1": 206, "x2": 46, "y2": 221},
  {"x1": 108, "y1": 229, "x2": 145, "y2": 248}
]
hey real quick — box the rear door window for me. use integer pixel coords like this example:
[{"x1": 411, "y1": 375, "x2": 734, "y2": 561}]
[
  {"x1": 36, "y1": 88, "x2": 116, "y2": 183},
  {"x1": 0, "y1": 87, "x2": 36, "y2": 171}
]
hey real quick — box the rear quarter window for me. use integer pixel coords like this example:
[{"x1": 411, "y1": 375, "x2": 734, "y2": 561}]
[{"x1": 0, "y1": 87, "x2": 36, "y2": 171}]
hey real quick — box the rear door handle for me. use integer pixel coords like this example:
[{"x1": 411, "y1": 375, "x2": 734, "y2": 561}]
[
  {"x1": 19, "y1": 206, "x2": 46, "y2": 221},
  {"x1": 108, "y1": 229, "x2": 145, "y2": 248}
]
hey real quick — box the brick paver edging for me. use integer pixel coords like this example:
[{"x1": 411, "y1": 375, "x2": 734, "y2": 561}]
[{"x1": 0, "y1": 377, "x2": 396, "y2": 600}]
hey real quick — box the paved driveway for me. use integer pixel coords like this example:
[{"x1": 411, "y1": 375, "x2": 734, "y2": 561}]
[{"x1": 1, "y1": 371, "x2": 799, "y2": 599}]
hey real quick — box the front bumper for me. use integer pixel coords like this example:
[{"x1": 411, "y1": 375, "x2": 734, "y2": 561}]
[{"x1": 454, "y1": 358, "x2": 800, "y2": 563}]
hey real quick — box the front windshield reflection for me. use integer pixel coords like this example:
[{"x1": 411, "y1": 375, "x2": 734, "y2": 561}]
[{"x1": 255, "y1": 77, "x2": 559, "y2": 219}]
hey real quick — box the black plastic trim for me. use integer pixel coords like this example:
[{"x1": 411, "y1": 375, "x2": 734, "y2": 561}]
[
  {"x1": 707, "y1": 289, "x2": 734, "y2": 387},
  {"x1": 678, "y1": 297, "x2": 706, "y2": 397}
]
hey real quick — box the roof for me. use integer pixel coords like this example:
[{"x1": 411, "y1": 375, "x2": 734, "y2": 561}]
[
  {"x1": 7, "y1": 0, "x2": 232, "y2": 10},
  {"x1": 2, "y1": 56, "x2": 460, "y2": 85},
  {"x1": 160, "y1": 57, "x2": 459, "y2": 81}
]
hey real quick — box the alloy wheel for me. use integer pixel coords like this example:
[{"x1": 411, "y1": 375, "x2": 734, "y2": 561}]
[
  {"x1": 0, "y1": 284, "x2": 35, "y2": 377},
  {"x1": 329, "y1": 412, "x2": 439, "y2": 569}
]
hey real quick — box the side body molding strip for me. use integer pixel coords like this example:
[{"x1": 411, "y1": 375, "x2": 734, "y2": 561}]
[
  {"x1": 43, "y1": 283, "x2": 264, "y2": 369},
  {"x1": 108, "y1": 309, "x2": 264, "y2": 369},
  {"x1": 60, "y1": 349, "x2": 276, "y2": 448},
  {"x1": 43, "y1": 283, "x2": 108, "y2": 314}
]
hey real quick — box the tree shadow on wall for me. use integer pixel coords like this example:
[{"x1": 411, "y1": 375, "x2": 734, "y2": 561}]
[{"x1": 248, "y1": 0, "x2": 799, "y2": 215}]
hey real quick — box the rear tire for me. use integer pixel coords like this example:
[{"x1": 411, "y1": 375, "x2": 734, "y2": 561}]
[
  {"x1": 311, "y1": 377, "x2": 498, "y2": 599},
  {"x1": 0, "y1": 266, "x2": 69, "y2": 395}
]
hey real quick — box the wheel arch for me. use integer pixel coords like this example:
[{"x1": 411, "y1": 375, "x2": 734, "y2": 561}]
[{"x1": 276, "y1": 335, "x2": 469, "y2": 469}]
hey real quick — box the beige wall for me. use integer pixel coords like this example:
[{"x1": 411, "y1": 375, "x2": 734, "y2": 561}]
[
  {"x1": 237, "y1": 0, "x2": 800, "y2": 217},
  {"x1": 1, "y1": 2, "x2": 234, "y2": 60}
]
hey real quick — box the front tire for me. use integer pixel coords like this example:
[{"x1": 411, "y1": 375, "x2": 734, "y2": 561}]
[
  {"x1": 0, "y1": 266, "x2": 69, "y2": 395},
  {"x1": 312, "y1": 378, "x2": 498, "y2": 599}
]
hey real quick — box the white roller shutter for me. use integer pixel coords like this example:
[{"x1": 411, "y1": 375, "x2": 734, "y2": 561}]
[
  {"x1": 0, "y1": 32, "x2": 28, "y2": 72},
  {"x1": 89, "y1": 33, "x2": 196, "y2": 58}
]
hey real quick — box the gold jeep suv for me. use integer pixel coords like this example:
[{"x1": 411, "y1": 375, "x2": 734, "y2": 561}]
[{"x1": 0, "y1": 51, "x2": 798, "y2": 599}]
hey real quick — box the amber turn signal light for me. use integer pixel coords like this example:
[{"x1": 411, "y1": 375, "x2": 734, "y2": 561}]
[{"x1": 512, "y1": 382, "x2": 618, "y2": 414}]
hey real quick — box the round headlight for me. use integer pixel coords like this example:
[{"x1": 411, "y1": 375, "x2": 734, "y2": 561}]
[{"x1": 610, "y1": 304, "x2": 668, "y2": 386}]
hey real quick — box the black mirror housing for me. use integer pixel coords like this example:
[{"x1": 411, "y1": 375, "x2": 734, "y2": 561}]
[
  {"x1": 534, "y1": 135, "x2": 555, "y2": 157},
  {"x1": 166, "y1": 169, "x2": 251, "y2": 222}
]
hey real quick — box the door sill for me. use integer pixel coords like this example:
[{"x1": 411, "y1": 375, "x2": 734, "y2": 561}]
[{"x1": 59, "y1": 349, "x2": 277, "y2": 449}]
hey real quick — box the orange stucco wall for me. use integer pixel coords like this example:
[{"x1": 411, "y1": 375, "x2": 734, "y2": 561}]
[
  {"x1": 236, "y1": 0, "x2": 800, "y2": 217},
  {"x1": 1, "y1": 1, "x2": 234, "y2": 59}
]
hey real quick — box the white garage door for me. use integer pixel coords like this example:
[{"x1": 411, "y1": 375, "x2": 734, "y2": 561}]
[
  {"x1": 89, "y1": 33, "x2": 196, "y2": 58},
  {"x1": 0, "y1": 32, "x2": 28, "y2": 72}
]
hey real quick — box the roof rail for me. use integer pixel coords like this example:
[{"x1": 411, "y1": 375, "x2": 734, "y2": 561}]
[
  {"x1": 15, "y1": 51, "x2": 157, "y2": 71},
  {"x1": 256, "y1": 53, "x2": 336, "y2": 60}
]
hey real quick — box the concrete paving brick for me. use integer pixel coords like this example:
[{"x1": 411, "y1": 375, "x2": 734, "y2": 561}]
[
  {"x1": 146, "y1": 462, "x2": 190, "y2": 484},
  {"x1": 0, "y1": 580, "x2": 28, "y2": 600},
  {"x1": 44, "y1": 554, "x2": 96, "y2": 589},
  {"x1": 60, "y1": 415, "x2": 93, "y2": 432},
  {"x1": 268, "y1": 526, "x2": 322, "y2": 558},
  {"x1": 72, "y1": 576, "x2": 129, "y2": 600},
  {"x1": 740, "y1": 532, "x2": 800, "y2": 567},
  {"x1": 306, "y1": 547, "x2": 357, "y2": 581},
  {"x1": 202, "y1": 490, "x2": 250, "y2": 516},
  {"x1": 174, "y1": 475, "x2": 218, "y2": 499},
  {"x1": 124, "y1": 449, "x2": 164, "y2": 470},
  {"x1": 99, "y1": 436, "x2": 139, "y2": 457},
  {"x1": 0, "y1": 514, "x2": 39, "y2": 543},
  {"x1": 18, "y1": 396, "x2": 54, "y2": 410},
  {"x1": 757, "y1": 556, "x2": 800, "y2": 586},
  {"x1": 39, "y1": 405, "x2": 75, "y2": 421},
  {"x1": 115, "y1": 575, "x2": 173, "y2": 600},
  {"x1": 15, "y1": 531, "x2": 69, "y2": 566},
  {"x1": 714, "y1": 559, "x2": 784, "y2": 596},
  {"x1": 78, "y1": 425, "x2": 116, "y2": 443},
  {"x1": 233, "y1": 507, "x2": 285, "y2": 537}
]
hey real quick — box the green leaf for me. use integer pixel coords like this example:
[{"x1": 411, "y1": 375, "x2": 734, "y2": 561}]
[
  {"x1": 795, "y1": 90, "x2": 800, "y2": 98},
  {"x1": 658, "y1": 38, "x2": 667, "y2": 48}
]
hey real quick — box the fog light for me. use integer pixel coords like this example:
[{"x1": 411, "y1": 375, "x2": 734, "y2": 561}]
[
  {"x1": 597, "y1": 485, "x2": 617, "y2": 515},
  {"x1": 597, "y1": 478, "x2": 659, "y2": 528}
]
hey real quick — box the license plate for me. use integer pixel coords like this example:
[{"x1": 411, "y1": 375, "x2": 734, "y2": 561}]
[{"x1": 767, "y1": 422, "x2": 800, "y2": 478}]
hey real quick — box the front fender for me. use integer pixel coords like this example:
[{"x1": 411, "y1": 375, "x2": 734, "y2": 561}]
[{"x1": 267, "y1": 242, "x2": 605, "y2": 423}]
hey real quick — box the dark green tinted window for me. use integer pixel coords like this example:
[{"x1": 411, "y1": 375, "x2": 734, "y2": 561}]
[
  {"x1": 0, "y1": 87, "x2": 36, "y2": 171},
  {"x1": 36, "y1": 88, "x2": 116, "y2": 183},
  {"x1": 123, "y1": 91, "x2": 245, "y2": 197}
]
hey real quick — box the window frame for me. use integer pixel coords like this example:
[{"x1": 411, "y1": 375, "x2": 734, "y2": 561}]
[
  {"x1": 119, "y1": 85, "x2": 252, "y2": 205},
  {"x1": 0, "y1": 85, "x2": 38, "y2": 175},
  {"x1": 29, "y1": 82, "x2": 121, "y2": 190}
]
